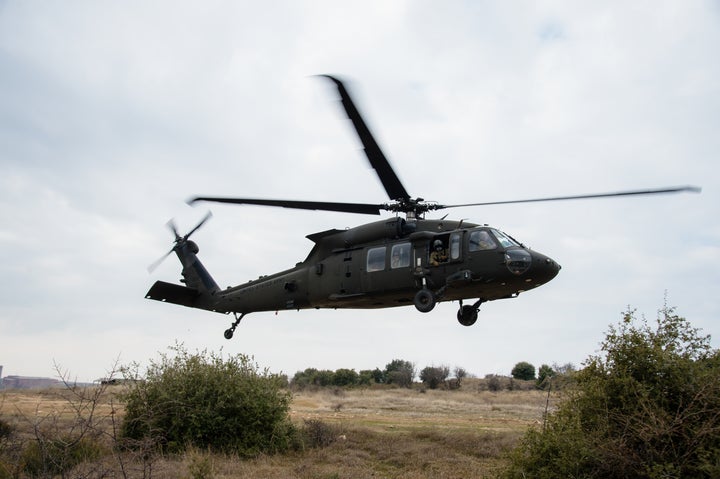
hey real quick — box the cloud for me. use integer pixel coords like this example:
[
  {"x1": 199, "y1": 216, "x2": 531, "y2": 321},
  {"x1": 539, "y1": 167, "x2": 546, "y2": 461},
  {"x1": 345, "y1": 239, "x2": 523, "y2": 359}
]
[{"x1": 0, "y1": 1, "x2": 717, "y2": 382}]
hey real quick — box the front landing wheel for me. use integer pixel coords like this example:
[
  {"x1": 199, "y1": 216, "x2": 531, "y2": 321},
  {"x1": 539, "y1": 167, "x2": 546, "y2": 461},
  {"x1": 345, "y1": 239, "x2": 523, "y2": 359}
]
[{"x1": 413, "y1": 289, "x2": 436, "y2": 313}]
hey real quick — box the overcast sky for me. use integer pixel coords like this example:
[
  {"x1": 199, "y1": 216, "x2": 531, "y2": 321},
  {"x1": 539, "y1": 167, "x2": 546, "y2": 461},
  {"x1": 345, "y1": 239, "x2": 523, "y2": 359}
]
[{"x1": 1, "y1": 1, "x2": 718, "y2": 383}]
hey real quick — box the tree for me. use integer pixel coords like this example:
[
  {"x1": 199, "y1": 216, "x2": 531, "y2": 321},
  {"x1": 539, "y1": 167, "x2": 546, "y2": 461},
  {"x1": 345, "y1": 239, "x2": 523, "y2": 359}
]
[
  {"x1": 358, "y1": 369, "x2": 377, "y2": 386},
  {"x1": 450, "y1": 366, "x2": 468, "y2": 389},
  {"x1": 419, "y1": 366, "x2": 450, "y2": 389},
  {"x1": 332, "y1": 368, "x2": 359, "y2": 387},
  {"x1": 511, "y1": 361, "x2": 535, "y2": 381},
  {"x1": 504, "y1": 306, "x2": 720, "y2": 478},
  {"x1": 291, "y1": 368, "x2": 319, "y2": 389},
  {"x1": 536, "y1": 364, "x2": 554, "y2": 388},
  {"x1": 369, "y1": 367, "x2": 385, "y2": 384},
  {"x1": 121, "y1": 345, "x2": 295, "y2": 456},
  {"x1": 384, "y1": 359, "x2": 415, "y2": 388}
]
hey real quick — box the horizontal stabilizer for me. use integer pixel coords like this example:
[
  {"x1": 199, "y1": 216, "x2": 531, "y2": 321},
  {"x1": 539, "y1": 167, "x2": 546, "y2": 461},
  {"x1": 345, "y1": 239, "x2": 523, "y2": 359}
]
[{"x1": 146, "y1": 281, "x2": 200, "y2": 307}]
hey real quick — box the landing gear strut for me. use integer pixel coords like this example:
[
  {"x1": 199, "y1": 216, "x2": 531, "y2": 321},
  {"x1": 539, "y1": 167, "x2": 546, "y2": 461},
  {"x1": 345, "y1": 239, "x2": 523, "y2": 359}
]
[
  {"x1": 457, "y1": 299, "x2": 482, "y2": 326},
  {"x1": 224, "y1": 312, "x2": 245, "y2": 340}
]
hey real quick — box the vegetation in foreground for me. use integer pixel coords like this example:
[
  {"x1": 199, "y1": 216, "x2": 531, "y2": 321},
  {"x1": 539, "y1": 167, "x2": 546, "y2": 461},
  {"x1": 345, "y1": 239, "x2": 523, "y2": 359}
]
[
  {"x1": 121, "y1": 346, "x2": 295, "y2": 457},
  {"x1": 0, "y1": 381, "x2": 539, "y2": 478},
  {"x1": 1, "y1": 304, "x2": 717, "y2": 478},
  {"x1": 504, "y1": 306, "x2": 720, "y2": 478}
]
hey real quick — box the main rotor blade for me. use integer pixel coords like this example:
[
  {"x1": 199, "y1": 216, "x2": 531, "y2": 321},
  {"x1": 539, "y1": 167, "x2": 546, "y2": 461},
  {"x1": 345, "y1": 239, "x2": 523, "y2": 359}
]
[
  {"x1": 320, "y1": 75, "x2": 411, "y2": 202},
  {"x1": 441, "y1": 185, "x2": 702, "y2": 209},
  {"x1": 188, "y1": 196, "x2": 383, "y2": 215}
]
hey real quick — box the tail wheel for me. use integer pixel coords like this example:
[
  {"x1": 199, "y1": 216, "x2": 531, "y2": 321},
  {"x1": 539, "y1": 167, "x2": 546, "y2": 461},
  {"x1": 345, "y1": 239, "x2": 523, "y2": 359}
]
[{"x1": 413, "y1": 289, "x2": 436, "y2": 313}]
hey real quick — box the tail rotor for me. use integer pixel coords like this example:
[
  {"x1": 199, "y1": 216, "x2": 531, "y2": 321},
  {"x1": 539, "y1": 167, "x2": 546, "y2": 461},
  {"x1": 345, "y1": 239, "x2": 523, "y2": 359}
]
[{"x1": 148, "y1": 212, "x2": 213, "y2": 273}]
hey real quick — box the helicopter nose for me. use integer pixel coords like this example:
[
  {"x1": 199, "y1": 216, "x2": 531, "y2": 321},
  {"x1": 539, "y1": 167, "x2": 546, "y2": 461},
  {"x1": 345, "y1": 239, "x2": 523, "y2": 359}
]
[{"x1": 531, "y1": 252, "x2": 561, "y2": 286}]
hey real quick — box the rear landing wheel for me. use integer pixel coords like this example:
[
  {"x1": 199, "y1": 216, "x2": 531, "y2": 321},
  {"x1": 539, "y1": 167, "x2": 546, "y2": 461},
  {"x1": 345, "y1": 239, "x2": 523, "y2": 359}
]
[
  {"x1": 224, "y1": 312, "x2": 245, "y2": 340},
  {"x1": 457, "y1": 304, "x2": 478, "y2": 326}
]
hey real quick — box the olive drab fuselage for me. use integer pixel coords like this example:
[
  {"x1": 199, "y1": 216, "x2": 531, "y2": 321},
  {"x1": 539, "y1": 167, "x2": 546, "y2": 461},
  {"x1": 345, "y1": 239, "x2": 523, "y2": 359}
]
[{"x1": 145, "y1": 217, "x2": 561, "y2": 322}]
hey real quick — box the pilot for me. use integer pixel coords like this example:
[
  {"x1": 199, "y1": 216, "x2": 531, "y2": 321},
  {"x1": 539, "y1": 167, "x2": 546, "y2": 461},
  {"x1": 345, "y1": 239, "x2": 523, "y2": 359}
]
[{"x1": 429, "y1": 239, "x2": 448, "y2": 266}]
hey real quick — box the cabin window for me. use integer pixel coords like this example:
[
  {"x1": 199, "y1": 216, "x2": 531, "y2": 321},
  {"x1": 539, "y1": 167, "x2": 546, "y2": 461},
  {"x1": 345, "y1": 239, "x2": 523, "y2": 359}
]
[
  {"x1": 449, "y1": 233, "x2": 462, "y2": 260},
  {"x1": 469, "y1": 230, "x2": 498, "y2": 251},
  {"x1": 366, "y1": 246, "x2": 386, "y2": 272},
  {"x1": 390, "y1": 243, "x2": 411, "y2": 269}
]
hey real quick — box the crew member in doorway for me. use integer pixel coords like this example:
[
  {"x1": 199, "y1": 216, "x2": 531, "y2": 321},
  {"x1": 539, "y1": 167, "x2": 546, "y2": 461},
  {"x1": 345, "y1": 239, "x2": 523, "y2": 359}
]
[{"x1": 429, "y1": 239, "x2": 448, "y2": 266}]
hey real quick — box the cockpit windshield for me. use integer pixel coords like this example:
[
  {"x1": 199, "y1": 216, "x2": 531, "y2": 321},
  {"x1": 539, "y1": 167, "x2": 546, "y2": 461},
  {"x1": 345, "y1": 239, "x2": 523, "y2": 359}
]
[{"x1": 490, "y1": 229, "x2": 519, "y2": 248}]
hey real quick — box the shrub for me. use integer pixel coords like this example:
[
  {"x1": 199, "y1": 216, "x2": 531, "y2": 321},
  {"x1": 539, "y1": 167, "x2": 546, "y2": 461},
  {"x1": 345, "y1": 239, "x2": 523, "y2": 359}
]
[
  {"x1": 301, "y1": 419, "x2": 339, "y2": 448},
  {"x1": 20, "y1": 436, "x2": 103, "y2": 478},
  {"x1": 0, "y1": 418, "x2": 12, "y2": 442},
  {"x1": 332, "y1": 368, "x2": 359, "y2": 387},
  {"x1": 120, "y1": 345, "x2": 295, "y2": 456},
  {"x1": 384, "y1": 359, "x2": 415, "y2": 388},
  {"x1": 536, "y1": 364, "x2": 554, "y2": 389},
  {"x1": 419, "y1": 366, "x2": 450, "y2": 389},
  {"x1": 510, "y1": 361, "x2": 535, "y2": 381},
  {"x1": 504, "y1": 306, "x2": 720, "y2": 478}
]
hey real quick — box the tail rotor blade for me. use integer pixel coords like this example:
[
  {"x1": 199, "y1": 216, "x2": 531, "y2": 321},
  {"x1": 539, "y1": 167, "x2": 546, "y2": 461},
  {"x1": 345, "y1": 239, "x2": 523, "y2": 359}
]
[
  {"x1": 166, "y1": 219, "x2": 181, "y2": 241},
  {"x1": 147, "y1": 248, "x2": 175, "y2": 273},
  {"x1": 185, "y1": 211, "x2": 213, "y2": 240}
]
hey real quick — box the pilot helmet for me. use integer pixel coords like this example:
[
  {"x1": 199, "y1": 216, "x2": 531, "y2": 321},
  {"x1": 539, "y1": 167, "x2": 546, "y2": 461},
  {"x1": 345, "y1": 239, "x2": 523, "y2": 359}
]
[{"x1": 433, "y1": 239, "x2": 443, "y2": 250}]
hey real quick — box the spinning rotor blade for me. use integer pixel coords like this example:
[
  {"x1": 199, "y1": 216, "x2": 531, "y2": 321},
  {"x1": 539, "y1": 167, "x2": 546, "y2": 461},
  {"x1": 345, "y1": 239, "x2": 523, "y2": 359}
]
[
  {"x1": 184, "y1": 211, "x2": 213, "y2": 240},
  {"x1": 166, "y1": 219, "x2": 181, "y2": 240},
  {"x1": 148, "y1": 211, "x2": 213, "y2": 273},
  {"x1": 148, "y1": 249, "x2": 175, "y2": 273},
  {"x1": 441, "y1": 185, "x2": 702, "y2": 210},
  {"x1": 188, "y1": 196, "x2": 383, "y2": 215},
  {"x1": 320, "y1": 75, "x2": 411, "y2": 202}
]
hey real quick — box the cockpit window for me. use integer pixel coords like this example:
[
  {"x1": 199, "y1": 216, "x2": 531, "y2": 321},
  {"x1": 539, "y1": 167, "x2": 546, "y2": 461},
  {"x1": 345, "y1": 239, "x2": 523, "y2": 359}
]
[
  {"x1": 491, "y1": 229, "x2": 519, "y2": 248},
  {"x1": 469, "y1": 229, "x2": 497, "y2": 251}
]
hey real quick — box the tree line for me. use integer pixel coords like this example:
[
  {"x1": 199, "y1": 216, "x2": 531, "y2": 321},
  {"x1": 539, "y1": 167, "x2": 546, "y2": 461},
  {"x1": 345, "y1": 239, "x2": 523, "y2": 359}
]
[{"x1": 290, "y1": 359, "x2": 575, "y2": 391}]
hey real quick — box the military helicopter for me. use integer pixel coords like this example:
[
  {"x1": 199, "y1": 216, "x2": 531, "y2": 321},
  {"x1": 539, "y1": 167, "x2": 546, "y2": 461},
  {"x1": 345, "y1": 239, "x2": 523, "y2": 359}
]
[{"x1": 145, "y1": 75, "x2": 700, "y2": 339}]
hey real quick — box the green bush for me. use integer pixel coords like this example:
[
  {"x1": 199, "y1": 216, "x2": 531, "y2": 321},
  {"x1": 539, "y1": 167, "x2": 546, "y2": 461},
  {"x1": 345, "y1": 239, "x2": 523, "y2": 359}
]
[
  {"x1": 0, "y1": 418, "x2": 12, "y2": 442},
  {"x1": 301, "y1": 419, "x2": 340, "y2": 448},
  {"x1": 120, "y1": 345, "x2": 295, "y2": 456},
  {"x1": 20, "y1": 436, "x2": 103, "y2": 478},
  {"x1": 332, "y1": 368, "x2": 359, "y2": 387},
  {"x1": 511, "y1": 361, "x2": 535, "y2": 381},
  {"x1": 419, "y1": 366, "x2": 450, "y2": 389},
  {"x1": 504, "y1": 306, "x2": 720, "y2": 478},
  {"x1": 384, "y1": 359, "x2": 415, "y2": 388}
]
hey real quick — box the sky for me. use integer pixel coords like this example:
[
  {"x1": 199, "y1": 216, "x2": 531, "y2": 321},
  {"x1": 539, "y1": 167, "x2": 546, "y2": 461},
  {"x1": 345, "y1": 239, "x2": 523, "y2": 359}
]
[{"x1": 1, "y1": 1, "x2": 718, "y2": 383}]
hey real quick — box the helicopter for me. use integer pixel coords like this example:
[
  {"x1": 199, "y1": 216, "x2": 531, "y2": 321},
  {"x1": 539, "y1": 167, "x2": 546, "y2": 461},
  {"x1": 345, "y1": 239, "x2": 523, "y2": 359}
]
[{"x1": 145, "y1": 75, "x2": 700, "y2": 340}]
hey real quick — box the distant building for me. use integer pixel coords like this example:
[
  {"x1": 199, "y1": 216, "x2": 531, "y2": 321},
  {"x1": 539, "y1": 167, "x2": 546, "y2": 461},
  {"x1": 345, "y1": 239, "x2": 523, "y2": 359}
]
[{"x1": 1, "y1": 376, "x2": 62, "y2": 389}]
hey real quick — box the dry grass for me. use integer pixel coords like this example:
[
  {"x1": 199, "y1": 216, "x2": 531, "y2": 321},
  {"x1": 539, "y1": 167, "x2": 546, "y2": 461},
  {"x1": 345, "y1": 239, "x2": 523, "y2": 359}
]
[{"x1": 1, "y1": 384, "x2": 556, "y2": 478}]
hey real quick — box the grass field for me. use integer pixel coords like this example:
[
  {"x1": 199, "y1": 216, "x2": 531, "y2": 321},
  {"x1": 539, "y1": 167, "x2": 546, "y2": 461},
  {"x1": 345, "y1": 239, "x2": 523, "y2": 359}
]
[{"x1": 1, "y1": 382, "x2": 554, "y2": 478}]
